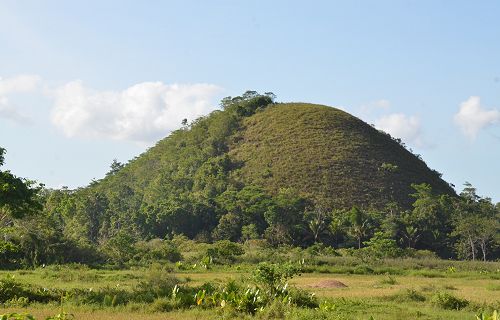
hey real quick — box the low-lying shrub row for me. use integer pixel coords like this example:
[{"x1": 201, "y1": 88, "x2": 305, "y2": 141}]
[{"x1": 0, "y1": 262, "x2": 316, "y2": 315}]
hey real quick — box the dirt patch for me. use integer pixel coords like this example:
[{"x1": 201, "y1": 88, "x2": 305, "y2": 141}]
[{"x1": 310, "y1": 279, "x2": 348, "y2": 288}]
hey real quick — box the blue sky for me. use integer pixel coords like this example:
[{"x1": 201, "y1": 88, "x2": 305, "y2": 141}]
[{"x1": 1, "y1": 0, "x2": 499, "y2": 202}]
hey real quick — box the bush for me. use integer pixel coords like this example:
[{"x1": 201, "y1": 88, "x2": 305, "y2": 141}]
[
  {"x1": 0, "y1": 275, "x2": 59, "y2": 304},
  {"x1": 288, "y1": 288, "x2": 318, "y2": 308},
  {"x1": 378, "y1": 275, "x2": 398, "y2": 285},
  {"x1": 253, "y1": 262, "x2": 301, "y2": 295},
  {"x1": 305, "y1": 243, "x2": 336, "y2": 256},
  {"x1": 432, "y1": 292, "x2": 469, "y2": 310},
  {"x1": 134, "y1": 266, "x2": 179, "y2": 301},
  {"x1": 259, "y1": 300, "x2": 289, "y2": 319},
  {"x1": 134, "y1": 239, "x2": 182, "y2": 263},
  {"x1": 361, "y1": 232, "x2": 403, "y2": 259},
  {"x1": 206, "y1": 240, "x2": 244, "y2": 264},
  {"x1": 400, "y1": 289, "x2": 426, "y2": 302},
  {"x1": 149, "y1": 297, "x2": 174, "y2": 312},
  {"x1": 0, "y1": 276, "x2": 26, "y2": 303},
  {"x1": 353, "y1": 265, "x2": 374, "y2": 275},
  {"x1": 407, "y1": 249, "x2": 438, "y2": 259},
  {"x1": 0, "y1": 314, "x2": 35, "y2": 320},
  {"x1": 67, "y1": 287, "x2": 129, "y2": 306}
]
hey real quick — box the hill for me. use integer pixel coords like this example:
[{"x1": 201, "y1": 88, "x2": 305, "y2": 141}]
[
  {"x1": 45, "y1": 92, "x2": 455, "y2": 248},
  {"x1": 229, "y1": 103, "x2": 453, "y2": 209}
]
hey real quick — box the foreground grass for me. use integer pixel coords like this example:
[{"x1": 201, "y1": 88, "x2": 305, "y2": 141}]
[
  {"x1": 0, "y1": 307, "x2": 214, "y2": 320},
  {"x1": 0, "y1": 301, "x2": 484, "y2": 320},
  {"x1": 1, "y1": 261, "x2": 499, "y2": 320}
]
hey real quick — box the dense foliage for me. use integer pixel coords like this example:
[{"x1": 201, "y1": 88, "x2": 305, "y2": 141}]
[{"x1": 0, "y1": 92, "x2": 498, "y2": 268}]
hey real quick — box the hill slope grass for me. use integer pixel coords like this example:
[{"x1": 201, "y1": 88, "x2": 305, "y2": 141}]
[{"x1": 230, "y1": 103, "x2": 453, "y2": 209}]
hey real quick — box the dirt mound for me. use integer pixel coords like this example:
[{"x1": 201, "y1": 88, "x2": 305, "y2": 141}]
[{"x1": 310, "y1": 279, "x2": 348, "y2": 288}]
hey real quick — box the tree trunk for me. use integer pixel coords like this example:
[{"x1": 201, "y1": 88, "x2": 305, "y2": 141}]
[
  {"x1": 480, "y1": 239, "x2": 487, "y2": 262},
  {"x1": 468, "y1": 235, "x2": 475, "y2": 261}
]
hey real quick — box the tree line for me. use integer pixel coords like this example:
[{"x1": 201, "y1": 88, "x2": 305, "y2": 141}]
[{"x1": 0, "y1": 92, "x2": 498, "y2": 267}]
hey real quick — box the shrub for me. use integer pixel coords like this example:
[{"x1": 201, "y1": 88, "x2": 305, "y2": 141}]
[
  {"x1": 149, "y1": 297, "x2": 174, "y2": 312},
  {"x1": 67, "y1": 287, "x2": 129, "y2": 306},
  {"x1": 0, "y1": 276, "x2": 25, "y2": 303},
  {"x1": 134, "y1": 239, "x2": 182, "y2": 263},
  {"x1": 402, "y1": 289, "x2": 426, "y2": 302},
  {"x1": 432, "y1": 292, "x2": 469, "y2": 310},
  {"x1": 305, "y1": 243, "x2": 337, "y2": 256},
  {"x1": 134, "y1": 267, "x2": 179, "y2": 301},
  {"x1": 0, "y1": 314, "x2": 35, "y2": 320},
  {"x1": 378, "y1": 275, "x2": 398, "y2": 285},
  {"x1": 353, "y1": 265, "x2": 374, "y2": 275},
  {"x1": 206, "y1": 240, "x2": 244, "y2": 264},
  {"x1": 408, "y1": 249, "x2": 438, "y2": 259},
  {"x1": 0, "y1": 275, "x2": 59, "y2": 304},
  {"x1": 259, "y1": 300, "x2": 289, "y2": 319},
  {"x1": 253, "y1": 262, "x2": 301, "y2": 295},
  {"x1": 362, "y1": 232, "x2": 403, "y2": 259},
  {"x1": 288, "y1": 288, "x2": 318, "y2": 308}
]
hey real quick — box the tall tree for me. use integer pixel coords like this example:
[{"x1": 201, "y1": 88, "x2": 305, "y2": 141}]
[
  {"x1": 348, "y1": 206, "x2": 370, "y2": 249},
  {"x1": 452, "y1": 183, "x2": 499, "y2": 261},
  {"x1": 0, "y1": 147, "x2": 43, "y2": 266},
  {"x1": 0, "y1": 147, "x2": 43, "y2": 225}
]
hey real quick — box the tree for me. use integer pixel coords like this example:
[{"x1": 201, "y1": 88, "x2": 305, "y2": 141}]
[
  {"x1": 215, "y1": 185, "x2": 272, "y2": 235},
  {"x1": 0, "y1": 147, "x2": 43, "y2": 266},
  {"x1": 220, "y1": 91, "x2": 274, "y2": 116},
  {"x1": 101, "y1": 230, "x2": 137, "y2": 265},
  {"x1": 106, "y1": 159, "x2": 125, "y2": 176},
  {"x1": 0, "y1": 147, "x2": 43, "y2": 225},
  {"x1": 452, "y1": 183, "x2": 499, "y2": 261},
  {"x1": 263, "y1": 188, "x2": 309, "y2": 246},
  {"x1": 305, "y1": 206, "x2": 329, "y2": 243},
  {"x1": 212, "y1": 213, "x2": 242, "y2": 241},
  {"x1": 378, "y1": 162, "x2": 399, "y2": 203},
  {"x1": 408, "y1": 183, "x2": 453, "y2": 254},
  {"x1": 476, "y1": 214, "x2": 499, "y2": 261},
  {"x1": 348, "y1": 206, "x2": 370, "y2": 249},
  {"x1": 362, "y1": 231, "x2": 402, "y2": 259},
  {"x1": 241, "y1": 223, "x2": 259, "y2": 241},
  {"x1": 328, "y1": 210, "x2": 346, "y2": 248}
]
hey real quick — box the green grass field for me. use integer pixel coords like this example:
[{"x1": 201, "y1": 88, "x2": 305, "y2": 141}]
[{"x1": 1, "y1": 260, "x2": 499, "y2": 320}]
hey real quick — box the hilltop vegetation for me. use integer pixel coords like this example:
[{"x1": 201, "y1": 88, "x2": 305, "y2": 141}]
[{"x1": 0, "y1": 92, "x2": 499, "y2": 268}]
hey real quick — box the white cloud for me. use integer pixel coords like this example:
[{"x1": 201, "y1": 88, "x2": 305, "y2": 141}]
[
  {"x1": 0, "y1": 74, "x2": 41, "y2": 96},
  {"x1": 0, "y1": 74, "x2": 41, "y2": 124},
  {"x1": 454, "y1": 96, "x2": 500, "y2": 140},
  {"x1": 50, "y1": 81, "x2": 222, "y2": 142},
  {"x1": 0, "y1": 99, "x2": 32, "y2": 124},
  {"x1": 359, "y1": 99, "x2": 391, "y2": 116},
  {"x1": 375, "y1": 113, "x2": 424, "y2": 147}
]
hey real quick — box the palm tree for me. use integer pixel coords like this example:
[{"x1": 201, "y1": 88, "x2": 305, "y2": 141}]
[{"x1": 348, "y1": 206, "x2": 369, "y2": 249}]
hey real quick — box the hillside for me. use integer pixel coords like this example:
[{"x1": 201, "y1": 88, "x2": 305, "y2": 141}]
[
  {"x1": 229, "y1": 103, "x2": 454, "y2": 209},
  {"x1": 47, "y1": 93, "x2": 456, "y2": 248}
]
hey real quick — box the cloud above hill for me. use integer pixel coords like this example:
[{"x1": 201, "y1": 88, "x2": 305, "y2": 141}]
[
  {"x1": 375, "y1": 113, "x2": 424, "y2": 147},
  {"x1": 358, "y1": 98, "x2": 424, "y2": 148},
  {"x1": 50, "y1": 81, "x2": 222, "y2": 143},
  {"x1": 454, "y1": 96, "x2": 500, "y2": 140},
  {"x1": 0, "y1": 74, "x2": 41, "y2": 124}
]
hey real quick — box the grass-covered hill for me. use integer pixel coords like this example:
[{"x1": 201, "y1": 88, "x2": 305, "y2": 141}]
[
  {"x1": 43, "y1": 92, "x2": 456, "y2": 251},
  {"x1": 229, "y1": 103, "x2": 453, "y2": 209},
  {"x1": 94, "y1": 97, "x2": 453, "y2": 213}
]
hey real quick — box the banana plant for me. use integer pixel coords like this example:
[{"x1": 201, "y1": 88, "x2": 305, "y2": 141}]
[{"x1": 476, "y1": 310, "x2": 499, "y2": 320}]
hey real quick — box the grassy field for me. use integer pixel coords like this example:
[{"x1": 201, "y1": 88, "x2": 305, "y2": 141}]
[{"x1": 1, "y1": 260, "x2": 499, "y2": 320}]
